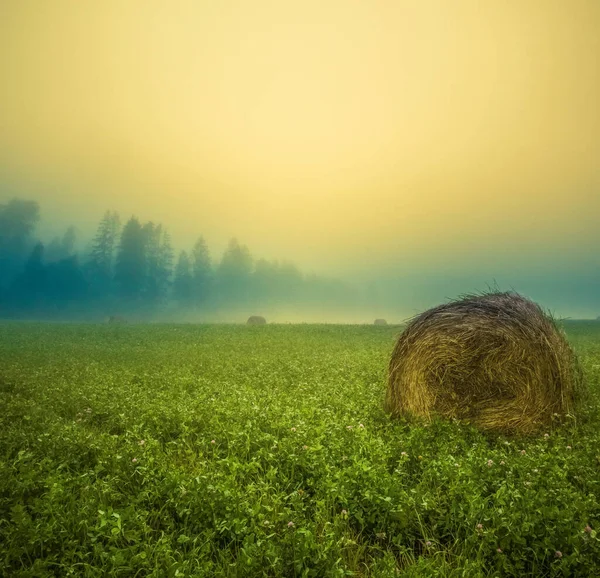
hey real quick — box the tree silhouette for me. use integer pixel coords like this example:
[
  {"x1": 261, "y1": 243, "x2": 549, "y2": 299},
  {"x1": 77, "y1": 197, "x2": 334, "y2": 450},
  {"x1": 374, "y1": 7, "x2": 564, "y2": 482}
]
[
  {"x1": 0, "y1": 197, "x2": 358, "y2": 320},
  {"x1": 114, "y1": 217, "x2": 146, "y2": 302},
  {"x1": 45, "y1": 255, "x2": 87, "y2": 308},
  {"x1": 216, "y1": 238, "x2": 253, "y2": 306},
  {"x1": 142, "y1": 223, "x2": 173, "y2": 306},
  {"x1": 87, "y1": 211, "x2": 120, "y2": 297},
  {"x1": 10, "y1": 242, "x2": 46, "y2": 310},
  {"x1": 46, "y1": 226, "x2": 77, "y2": 263},
  {"x1": 0, "y1": 199, "x2": 40, "y2": 290},
  {"x1": 252, "y1": 259, "x2": 304, "y2": 305},
  {"x1": 157, "y1": 229, "x2": 174, "y2": 302},
  {"x1": 173, "y1": 250, "x2": 193, "y2": 307},
  {"x1": 191, "y1": 236, "x2": 212, "y2": 308}
]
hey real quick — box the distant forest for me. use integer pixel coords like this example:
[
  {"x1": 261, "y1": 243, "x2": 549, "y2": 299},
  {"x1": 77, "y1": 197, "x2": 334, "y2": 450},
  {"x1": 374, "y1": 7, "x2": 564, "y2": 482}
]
[{"x1": 0, "y1": 198, "x2": 358, "y2": 321}]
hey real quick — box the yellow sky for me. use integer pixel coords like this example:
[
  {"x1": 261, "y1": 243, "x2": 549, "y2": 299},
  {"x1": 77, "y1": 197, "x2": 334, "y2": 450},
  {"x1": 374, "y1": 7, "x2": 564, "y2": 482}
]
[{"x1": 0, "y1": 0, "x2": 598, "y2": 275}]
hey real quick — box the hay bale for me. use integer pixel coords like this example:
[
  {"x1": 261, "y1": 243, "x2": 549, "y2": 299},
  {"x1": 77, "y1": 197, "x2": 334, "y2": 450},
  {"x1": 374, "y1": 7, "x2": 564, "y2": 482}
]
[
  {"x1": 247, "y1": 315, "x2": 267, "y2": 325},
  {"x1": 386, "y1": 291, "x2": 584, "y2": 434},
  {"x1": 374, "y1": 318, "x2": 388, "y2": 326},
  {"x1": 107, "y1": 315, "x2": 127, "y2": 324}
]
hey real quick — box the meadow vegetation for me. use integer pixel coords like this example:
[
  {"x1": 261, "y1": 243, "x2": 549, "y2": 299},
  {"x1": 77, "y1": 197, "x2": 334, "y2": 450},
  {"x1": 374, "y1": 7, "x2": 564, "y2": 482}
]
[{"x1": 1, "y1": 322, "x2": 599, "y2": 577}]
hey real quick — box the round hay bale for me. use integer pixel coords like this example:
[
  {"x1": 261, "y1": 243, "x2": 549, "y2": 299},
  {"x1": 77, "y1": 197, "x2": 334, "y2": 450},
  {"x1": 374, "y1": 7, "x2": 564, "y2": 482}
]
[
  {"x1": 107, "y1": 315, "x2": 127, "y2": 324},
  {"x1": 247, "y1": 315, "x2": 267, "y2": 325},
  {"x1": 386, "y1": 291, "x2": 584, "y2": 434},
  {"x1": 374, "y1": 318, "x2": 388, "y2": 326}
]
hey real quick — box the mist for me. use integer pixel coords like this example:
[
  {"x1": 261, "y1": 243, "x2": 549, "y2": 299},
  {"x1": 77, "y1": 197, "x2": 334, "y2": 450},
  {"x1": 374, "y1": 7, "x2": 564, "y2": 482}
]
[
  {"x1": 1, "y1": 1, "x2": 599, "y2": 320},
  {"x1": 0, "y1": 197, "x2": 598, "y2": 323}
]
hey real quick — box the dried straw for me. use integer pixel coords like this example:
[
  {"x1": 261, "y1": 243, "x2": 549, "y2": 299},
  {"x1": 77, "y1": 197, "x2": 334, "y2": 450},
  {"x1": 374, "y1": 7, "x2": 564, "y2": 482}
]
[
  {"x1": 247, "y1": 315, "x2": 267, "y2": 325},
  {"x1": 386, "y1": 291, "x2": 584, "y2": 434}
]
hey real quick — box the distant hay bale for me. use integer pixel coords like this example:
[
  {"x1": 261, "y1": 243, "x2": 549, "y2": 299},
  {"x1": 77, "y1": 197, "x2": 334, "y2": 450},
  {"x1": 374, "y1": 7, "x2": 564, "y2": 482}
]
[
  {"x1": 374, "y1": 318, "x2": 388, "y2": 326},
  {"x1": 386, "y1": 291, "x2": 584, "y2": 435},
  {"x1": 247, "y1": 315, "x2": 267, "y2": 325},
  {"x1": 107, "y1": 315, "x2": 127, "y2": 324}
]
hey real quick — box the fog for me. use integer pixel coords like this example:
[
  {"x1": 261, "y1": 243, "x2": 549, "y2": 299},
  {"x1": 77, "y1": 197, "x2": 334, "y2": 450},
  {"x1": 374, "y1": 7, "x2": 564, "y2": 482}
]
[{"x1": 1, "y1": 1, "x2": 599, "y2": 320}]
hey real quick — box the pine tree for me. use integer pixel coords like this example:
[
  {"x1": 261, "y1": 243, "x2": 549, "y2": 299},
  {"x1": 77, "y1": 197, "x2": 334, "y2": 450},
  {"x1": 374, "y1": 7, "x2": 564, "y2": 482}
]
[
  {"x1": 146, "y1": 225, "x2": 174, "y2": 306},
  {"x1": 173, "y1": 251, "x2": 193, "y2": 306},
  {"x1": 11, "y1": 242, "x2": 46, "y2": 309},
  {"x1": 87, "y1": 211, "x2": 120, "y2": 296},
  {"x1": 191, "y1": 236, "x2": 212, "y2": 307},
  {"x1": 46, "y1": 226, "x2": 77, "y2": 263},
  {"x1": 114, "y1": 217, "x2": 146, "y2": 301},
  {"x1": 157, "y1": 230, "x2": 174, "y2": 302},
  {"x1": 0, "y1": 199, "x2": 40, "y2": 289},
  {"x1": 45, "y1": 255, "x2": 87, "y2": 307},
  {"x1": 141, "y1": 222, "x2": 161, "y2": 304},
  {"x1": 216, "y1": 238, "x2": 253, "y2": 305}
]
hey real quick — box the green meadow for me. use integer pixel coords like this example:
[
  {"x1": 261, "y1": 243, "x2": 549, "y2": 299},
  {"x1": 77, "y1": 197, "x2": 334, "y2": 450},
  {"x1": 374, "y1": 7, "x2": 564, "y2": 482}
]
[{"x1": 1, "y1": 322, "x2": 599, "y2": 577}]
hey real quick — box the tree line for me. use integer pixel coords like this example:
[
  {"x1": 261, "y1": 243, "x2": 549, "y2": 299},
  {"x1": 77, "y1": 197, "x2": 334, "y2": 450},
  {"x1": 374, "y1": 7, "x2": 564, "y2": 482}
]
[{"x1": 0, "y1": 198, "x2": 354, "y2": 320}]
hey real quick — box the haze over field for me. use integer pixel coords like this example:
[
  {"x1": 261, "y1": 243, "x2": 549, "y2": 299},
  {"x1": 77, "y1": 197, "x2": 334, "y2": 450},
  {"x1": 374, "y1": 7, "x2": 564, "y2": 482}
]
[{"x1": 1, "y1": 0, "x2": 599, "y2": 318}]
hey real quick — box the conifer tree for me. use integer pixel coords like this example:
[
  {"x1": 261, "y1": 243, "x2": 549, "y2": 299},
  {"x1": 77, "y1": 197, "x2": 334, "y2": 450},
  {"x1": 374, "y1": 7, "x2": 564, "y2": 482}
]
[
  {"x1": 114, "y1": 217, "x2": 146, "y2": 301},
  {"x1": 87, "y1": 211, "x2": 120, "y2": 296},
  {"x1": 173, "y1": 250, "x2": 193, "y2": 306},
  {"x1": 191, "y1": 236, "x2": 212, "y2": 307}
]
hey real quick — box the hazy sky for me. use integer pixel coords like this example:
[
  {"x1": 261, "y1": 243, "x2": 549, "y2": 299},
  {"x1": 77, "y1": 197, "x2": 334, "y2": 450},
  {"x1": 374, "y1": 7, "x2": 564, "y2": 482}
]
[{"x1": 1, "y1": 1, "x2": 599, "y2": 315}]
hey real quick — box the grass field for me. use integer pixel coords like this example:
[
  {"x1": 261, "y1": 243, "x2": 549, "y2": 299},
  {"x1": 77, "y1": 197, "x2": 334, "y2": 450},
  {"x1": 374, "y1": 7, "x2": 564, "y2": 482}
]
[{"x1": 1, "y1": 322, "x2": 599, "y2": 577}]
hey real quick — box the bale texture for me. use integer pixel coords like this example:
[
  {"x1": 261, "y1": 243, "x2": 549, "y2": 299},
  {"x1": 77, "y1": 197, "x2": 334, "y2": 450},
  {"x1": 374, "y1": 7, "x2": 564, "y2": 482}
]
[
  {"x1": 386, "y1": 291, "x2": 584, "y2": 434},
  {"x1": 247, "y1": 315, "x2": 267, "y2": 325},
  {"x1": 374, "y1": 319, "x2": 388, "y2": 326}
]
